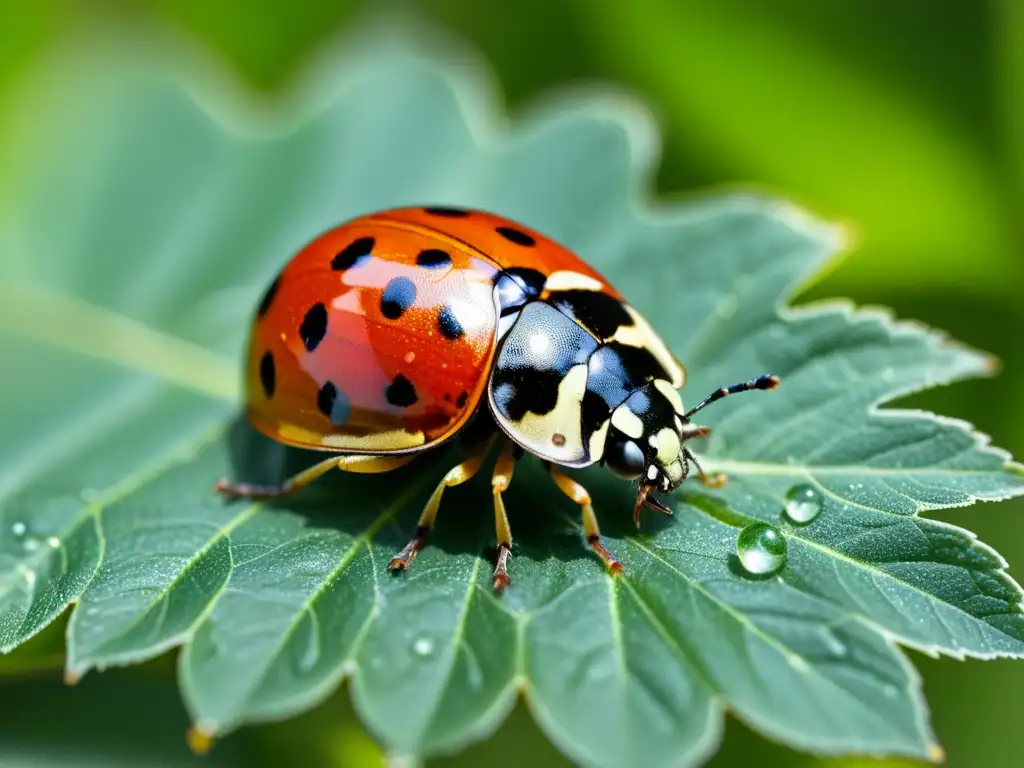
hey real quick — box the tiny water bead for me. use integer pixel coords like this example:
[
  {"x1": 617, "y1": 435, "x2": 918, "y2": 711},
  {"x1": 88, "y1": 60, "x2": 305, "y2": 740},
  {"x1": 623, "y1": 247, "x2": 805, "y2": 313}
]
[
  {"x1": 412, "y1": 637, "x2": 434, "y2": 657},
  {"x1": 784, "y1": 484, "x2": 823, "y2": 525},
  {"x1": 736, "y1": 523, "x2": 788, "y2": 575}
]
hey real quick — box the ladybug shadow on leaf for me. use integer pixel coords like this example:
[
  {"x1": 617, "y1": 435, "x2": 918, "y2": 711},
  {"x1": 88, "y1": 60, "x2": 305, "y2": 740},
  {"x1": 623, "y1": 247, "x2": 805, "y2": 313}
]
[
  {"x1": 219, "y1": 414, "x2": 676, "y2": 581},
  {"x1": 218, "y1": 415, "x2": 475, "y2": 557}
]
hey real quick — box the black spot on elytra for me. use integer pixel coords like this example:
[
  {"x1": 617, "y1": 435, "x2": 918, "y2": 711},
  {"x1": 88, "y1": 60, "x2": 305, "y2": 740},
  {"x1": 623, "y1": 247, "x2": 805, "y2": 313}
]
[
  {"x1": 381, "y1": 277, "x2": 417, "y2": 320},
  {"x1": 496, "y1": 226, "x2": 536, "y2": 247},
  {"x1": 547, "y1": 289, "x2": 634, "y2": 340},
  {"x1": 259, "y1": 351, "x2": 275, "y2": 398},
  {"x1": 257, "y1": 274, "x2": 281, "y2": 318},
  {"x1": 317, "y1": 380, "x2": 351, "y2": 426},
  {"x1": 438, "y1": 305, "x2": 464, "y2": 340},
  {"x1": 299, "y1": 302, "x2": 328, "y2": 352},
  {"x1": 424, "y1": 206, "x2": 470, "y2": 217},
  {"x1": 456, "y1": 391, "x2": 469, "y2": 408},
  {"x1": 417, "y1": 249, "x2": 452, "y2": 269},
  {"x1": 386, "y1": 374, "x2": 418, "y2": 407},
  {"x1": 317, "y1": 381, "x2": 336, "y2": 417},
  {"x1": 332, "y1": 237, "x2": 374, "y2": 271}
]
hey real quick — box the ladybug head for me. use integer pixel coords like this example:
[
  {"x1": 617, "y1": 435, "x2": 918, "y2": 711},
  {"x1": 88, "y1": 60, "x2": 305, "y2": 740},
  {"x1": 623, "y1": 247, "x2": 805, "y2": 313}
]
[
  {"x1": 602, "y1": 382, "x2": 690, "y2": 494},
  {"x1": 602, "y1": 374, "x2": 780, "y2": 511}
]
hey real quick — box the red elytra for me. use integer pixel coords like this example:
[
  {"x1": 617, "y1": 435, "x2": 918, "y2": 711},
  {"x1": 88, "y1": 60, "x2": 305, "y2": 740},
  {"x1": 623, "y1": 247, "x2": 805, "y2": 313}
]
[{"x1": 246, "y1": 206, "x2": 615, "y2": 455}]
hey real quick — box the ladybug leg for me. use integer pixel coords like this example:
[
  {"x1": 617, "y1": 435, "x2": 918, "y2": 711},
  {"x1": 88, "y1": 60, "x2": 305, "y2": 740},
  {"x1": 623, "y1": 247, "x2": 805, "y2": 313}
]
[
  {"x1": 490, "y1": 441, "x2": 518, "y2": 590},
  {"x1": 214, "y1": 454, "x2": 412, "y2": 499},
  {"x1": 683, "y1": 448, "x2": 727, "y2": 488},
  {"x1": 388, "y1": 441, "x2": 493, "y2": 573},
  {"x1": 546, "y1": 464, "x2": 624, "y2": 577}
]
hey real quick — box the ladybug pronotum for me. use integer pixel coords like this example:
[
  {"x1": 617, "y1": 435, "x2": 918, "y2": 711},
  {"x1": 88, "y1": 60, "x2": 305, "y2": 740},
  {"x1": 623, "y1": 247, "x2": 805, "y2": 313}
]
[{"x1": 217, "y1": 207, "x2": 778, "y2": 588}]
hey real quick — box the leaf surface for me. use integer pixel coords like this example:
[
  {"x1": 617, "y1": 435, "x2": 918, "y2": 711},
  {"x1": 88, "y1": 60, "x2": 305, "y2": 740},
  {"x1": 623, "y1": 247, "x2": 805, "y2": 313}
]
[{"x1": 1, "y1": 26, "x2": 1022, "y2": 768}]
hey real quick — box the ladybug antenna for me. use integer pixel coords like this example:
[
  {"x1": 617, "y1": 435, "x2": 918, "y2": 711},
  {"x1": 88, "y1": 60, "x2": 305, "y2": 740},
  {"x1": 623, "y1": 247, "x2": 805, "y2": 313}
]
[{"x1": 682, "y1": 374, "x2": 779, "y2": 421}]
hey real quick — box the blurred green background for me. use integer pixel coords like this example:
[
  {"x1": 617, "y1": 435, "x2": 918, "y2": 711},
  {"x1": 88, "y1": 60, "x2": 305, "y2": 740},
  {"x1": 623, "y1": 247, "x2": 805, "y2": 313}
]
[{"x1": 1, "y1": 0, "x2": 1022, "y2": 766}]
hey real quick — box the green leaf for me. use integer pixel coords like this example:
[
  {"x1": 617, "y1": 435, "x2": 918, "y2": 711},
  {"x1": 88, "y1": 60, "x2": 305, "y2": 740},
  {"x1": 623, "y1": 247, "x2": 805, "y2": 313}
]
[{"x1": 2, "y1": 23, "x2": 1023, "y2": 768}]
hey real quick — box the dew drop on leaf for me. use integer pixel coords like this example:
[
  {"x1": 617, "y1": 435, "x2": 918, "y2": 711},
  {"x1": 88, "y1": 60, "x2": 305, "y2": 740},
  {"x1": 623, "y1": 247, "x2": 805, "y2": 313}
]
[
  {"x1": 737, "y1": 523, "x2": 787, "y2": 575},
  {"x1": 412, "y1": 637, "x2": 434, "y2": 657},
  {"x1": 11, "y1": 521, "x2": 27, "y2": 538},
  {"x1": 783, "y1": 484, "x2": 823, "y2": 524}
]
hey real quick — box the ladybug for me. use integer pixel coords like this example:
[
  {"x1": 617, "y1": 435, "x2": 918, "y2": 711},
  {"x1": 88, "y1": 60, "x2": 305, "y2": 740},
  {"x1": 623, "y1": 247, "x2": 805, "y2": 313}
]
[{"x1": 217, "y1": 207, "x2": 778, "y2": 588}]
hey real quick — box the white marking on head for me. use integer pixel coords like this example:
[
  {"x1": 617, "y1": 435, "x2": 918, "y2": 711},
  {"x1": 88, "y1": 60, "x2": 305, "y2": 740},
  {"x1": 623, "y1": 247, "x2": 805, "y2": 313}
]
[
  {"x1": 656, "y1": 428, "x2": 681, "y2": 465},
  {"x1": 544, "y1": 270, "x2": 605, "y2": 292},
  {"x1": 611, "y1": 406, "x2": 644, "y2": 439},
  {"x1": 647, "y1": 465, "x2": 659, "y2": 481}
]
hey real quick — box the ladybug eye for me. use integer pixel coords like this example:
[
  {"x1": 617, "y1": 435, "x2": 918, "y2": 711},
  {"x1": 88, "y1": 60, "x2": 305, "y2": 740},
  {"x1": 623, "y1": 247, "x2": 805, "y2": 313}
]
[{"x1": 605, "y1": 439, "x2": 646, "y2": 480}]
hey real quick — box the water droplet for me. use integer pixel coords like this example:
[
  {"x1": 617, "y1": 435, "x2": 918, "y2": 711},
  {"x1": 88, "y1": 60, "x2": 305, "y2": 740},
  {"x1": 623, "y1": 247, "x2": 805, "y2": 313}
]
[
  {"x1": 46, "y1": 536, "x2": 61, "y2": 549},
  {"x1": 412, "y1": 637, "x2": 434, "y2": 657},
  {"x1": 11, "y1": 522, "x2": 26, "y2": 537},
  {"x1": 784, "y1": 484, "x2": 823, "y2": 525},
  {"x1": 22, "y1": 538, "x2": 40, "y2": 552},
  {"x1": 737, "y1": 523, "x2": 787, "y2": 575}
]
